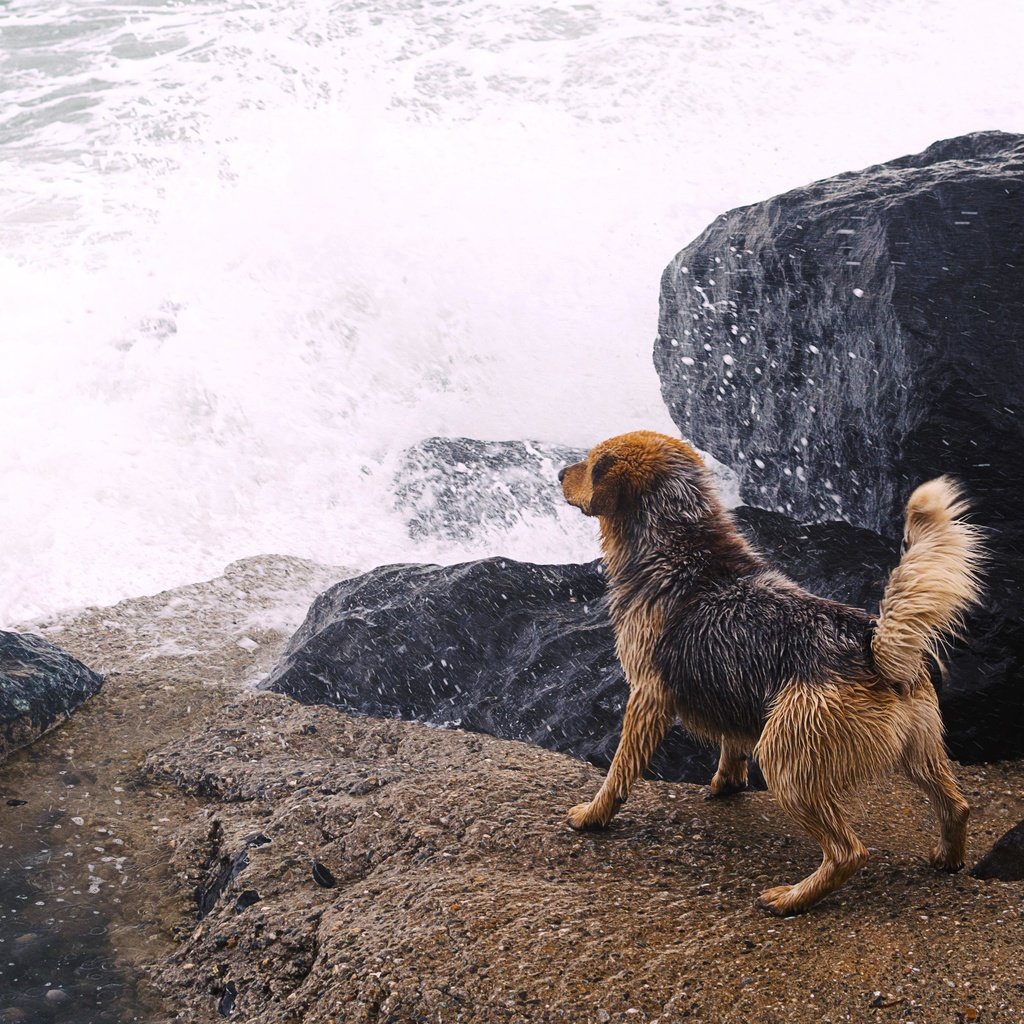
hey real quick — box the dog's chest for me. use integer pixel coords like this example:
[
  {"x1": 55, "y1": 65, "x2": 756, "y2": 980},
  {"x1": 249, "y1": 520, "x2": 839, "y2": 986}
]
[{"x1": 612, "y1": 604, "x2": 662, "y2": 689}]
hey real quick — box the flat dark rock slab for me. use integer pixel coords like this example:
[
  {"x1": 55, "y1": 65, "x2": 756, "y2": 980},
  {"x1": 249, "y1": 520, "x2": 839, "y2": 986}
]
[{"x1": 0, "y1": 631, "x2": 104, "y2": 763}]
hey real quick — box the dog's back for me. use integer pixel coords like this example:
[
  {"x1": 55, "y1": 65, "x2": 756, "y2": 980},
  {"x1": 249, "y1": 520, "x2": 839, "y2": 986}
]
[{"x1": 653, "y1": 566, "x2": 876, "y2": 742}]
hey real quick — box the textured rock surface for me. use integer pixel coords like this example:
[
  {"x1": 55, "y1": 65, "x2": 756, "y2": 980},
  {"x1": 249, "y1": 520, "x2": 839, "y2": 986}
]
[
  {"x1": 394, "y1": 437, "x2": 586, "y2": 541},
  {"x1": 0, "y1": 555, "x2": 348, "y2": 1024},
  {"x1": 654, "y1": 130, "x2": 1024, "y2": 761},
  {"x1": 0, "y1": 630, "x2": 104, "y2": 763},
  {"x1": 146, "y1": 693, "x2": 1024, "y2": 1024},
  {"x1": 262, "y1": 509, "x2": 909, "y2": 783},
  {"x1": 654, "y1": 130, "x2": 1024, "y2": 534},
  {"x1": 971, "y1": 819, "x2": 1024, "y2": 881}
]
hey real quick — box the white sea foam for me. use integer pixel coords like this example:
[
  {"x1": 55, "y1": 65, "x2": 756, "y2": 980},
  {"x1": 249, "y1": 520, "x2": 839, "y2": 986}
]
[{"x1": 1, "y1": 0, "x2": 1022, "y2": 624}]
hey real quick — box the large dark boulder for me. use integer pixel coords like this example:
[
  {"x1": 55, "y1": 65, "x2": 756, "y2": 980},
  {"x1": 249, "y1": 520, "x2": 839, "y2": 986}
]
[
  {"x1": 654, "y1": 130, "x2": 1024, "y2": 761},
  {"x1": 0, "y1": 631, "x2": 104, "y2": 763},
  {"x1": 655, "y1": 130, "x2": 1024, "y2": 534},
  {"x1": 262, "y1": 509, "x2": 915, "y2": 784}
]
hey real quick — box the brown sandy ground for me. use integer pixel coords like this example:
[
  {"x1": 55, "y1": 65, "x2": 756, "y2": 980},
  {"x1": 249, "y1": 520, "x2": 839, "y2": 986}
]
[{"x1": 2, "y1": 555, "x2": 1023, "y2": 1023}]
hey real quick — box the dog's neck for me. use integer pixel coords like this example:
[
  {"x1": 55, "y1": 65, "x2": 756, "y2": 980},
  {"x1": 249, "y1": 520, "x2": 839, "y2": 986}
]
[{"x1": 598, "y1": 488, "x2": 763, "y2": 616}]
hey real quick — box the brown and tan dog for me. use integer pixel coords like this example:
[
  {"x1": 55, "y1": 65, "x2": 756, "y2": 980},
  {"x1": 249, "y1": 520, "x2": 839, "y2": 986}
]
[{"x1": 559, "y1": 430, "x2": 983, "y2": 915}]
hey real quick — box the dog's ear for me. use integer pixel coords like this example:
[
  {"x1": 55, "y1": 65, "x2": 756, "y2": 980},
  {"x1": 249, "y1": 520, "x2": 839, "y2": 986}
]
[{"x1": 589, "y1": 453, "x2": 623, "y2": 516}]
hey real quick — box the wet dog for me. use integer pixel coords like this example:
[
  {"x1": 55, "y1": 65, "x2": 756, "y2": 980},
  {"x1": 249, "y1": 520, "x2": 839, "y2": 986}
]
[{"x1": 559, "y1": 430, "x2": 983, "y2": 914}]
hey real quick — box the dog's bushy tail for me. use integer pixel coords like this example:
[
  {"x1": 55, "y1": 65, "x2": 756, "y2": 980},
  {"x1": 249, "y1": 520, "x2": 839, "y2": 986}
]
[{"x1": 872, "y1": 477, "x2": 984, "y2": 694}]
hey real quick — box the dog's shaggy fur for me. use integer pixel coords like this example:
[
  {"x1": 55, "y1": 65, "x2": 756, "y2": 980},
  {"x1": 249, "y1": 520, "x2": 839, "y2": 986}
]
[{"x1": 559, "y1": 430, "x2": 983, "y2": 915}]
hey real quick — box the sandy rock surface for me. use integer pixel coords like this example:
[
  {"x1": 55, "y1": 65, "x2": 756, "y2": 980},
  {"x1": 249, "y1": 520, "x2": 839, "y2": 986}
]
[
  {"x1": 145, "y1": 697, "x2": 1024, "y2": 1024},
  {"x1": 2, "y1": 554, "x2": 1023, "y2": 1023}
]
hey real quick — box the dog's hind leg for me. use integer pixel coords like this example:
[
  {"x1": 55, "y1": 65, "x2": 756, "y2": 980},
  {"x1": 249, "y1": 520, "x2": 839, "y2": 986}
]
[
  {"x1": 567, "y1": 682, "x2": 674, "y2": 830},
  {"x1": 899, "y1": 685, "x2": 970, "y2": 871},
  {"x1": 754, "y1": 790, "x2": 869, "y2": 916},
  {"x1": 707, "y1": 738, "x2": 749, "y2": 800},
  {"x1": 753, "y1": 682, "x2": 895, "y2": 914}
]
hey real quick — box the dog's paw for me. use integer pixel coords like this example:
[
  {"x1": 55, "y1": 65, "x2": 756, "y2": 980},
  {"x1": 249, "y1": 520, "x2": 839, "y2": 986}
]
[
  {"x1": 755, "y1": 884, "x2": 802, "y2": 917},
  {"x1": 567, "y1": 801, "x2": 609, "y2": 831},
  {"x1": 706, "y1": 774, "x2": 748, "y2": 801},
  {"x1": 928, "y1": 845, "x2": 965, "y2": 873}
]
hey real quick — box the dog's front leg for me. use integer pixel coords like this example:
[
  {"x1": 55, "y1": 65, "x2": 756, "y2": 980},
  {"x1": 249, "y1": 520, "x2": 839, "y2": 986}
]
[
  {"x1": 707, "y1": 738, "x2": 750, "y2": 800},
  {"x1": 568, "y1": 681, "x2": 673, "y2": 830}
]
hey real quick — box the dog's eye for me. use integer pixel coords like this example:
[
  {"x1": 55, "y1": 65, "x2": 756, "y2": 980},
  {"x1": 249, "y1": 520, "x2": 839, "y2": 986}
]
[{"x1": 591, "y1": 453, "x2": 617, "y2": 484}]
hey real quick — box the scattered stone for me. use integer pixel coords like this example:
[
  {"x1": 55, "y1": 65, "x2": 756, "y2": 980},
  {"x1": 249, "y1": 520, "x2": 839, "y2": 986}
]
[
  {"x1": 217, "y1": 981, "x2": 237, "y2": 1017},
  {"x1": 232, "y1": 890, "x2": 261, "y2": 914}
]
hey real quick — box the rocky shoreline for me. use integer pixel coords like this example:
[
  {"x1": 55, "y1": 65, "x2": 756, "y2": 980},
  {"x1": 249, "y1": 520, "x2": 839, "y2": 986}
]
[{"x1": 2, "y1": 555, "x2": 1023, "y2": 1023}]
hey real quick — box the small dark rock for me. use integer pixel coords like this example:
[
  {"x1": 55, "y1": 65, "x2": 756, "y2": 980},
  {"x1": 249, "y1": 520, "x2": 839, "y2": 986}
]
[
  {"x1": 197, "y1": 850, "x2": 250, "y2": 919},
  {"x1": 217, "y1": 981, "x2": 237, "y2": 1017},
  {"x1": 970, "y1": 819, "x2": 1024, "y2": 881},
  {"x1": 312, "y1": 861, "x2": 337, "y2": 888},
  {"x1": 232, "y1": 890, "x2": 261, "y2": 914},
  {"x1": 5, "y1": 799, "x2": 27, "y2": 807}
]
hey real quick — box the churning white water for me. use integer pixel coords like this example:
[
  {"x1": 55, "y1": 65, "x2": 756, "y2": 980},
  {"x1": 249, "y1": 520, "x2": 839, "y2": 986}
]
[{"x1": 1, "y1": 0, "x2": 1022, "y2": 624}]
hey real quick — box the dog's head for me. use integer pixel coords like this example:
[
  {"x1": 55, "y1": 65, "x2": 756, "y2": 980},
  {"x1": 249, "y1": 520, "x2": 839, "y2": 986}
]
[{"x1": 558, "y1": 430, "x2": 707, "y2": 518}]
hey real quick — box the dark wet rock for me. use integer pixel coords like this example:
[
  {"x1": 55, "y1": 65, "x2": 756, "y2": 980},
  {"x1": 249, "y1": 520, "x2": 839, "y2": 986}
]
[
  {"x1": 970, "y1": 819, "x2": 1024, "y2": 881},
  {"x1": 0, "y1": 631, "x2": 104, "y2": 764},
  {"x1": 195, "y1": 823, "x2": 275, "y2": 919},
  {"x1": 232, "y1": 890, "x2": 261, "y2": 914},
  {"x1": 731, "y1": 506, "x2": 896, "y2": 611},
  {"x1": 394, "y1": 436, "x2": 585, "y2": 542},
  {"x1": 259, "y1": 556, "x2": 680, "y2": 774},
  {"x1": 311, "y1": 861, "x2": 337, "y2": 888},
  {"x1": 654, "y1": 131, "x2": 1024, "y2": 761},
  {"x1": 655, "y1": 130, "x2": 1024, "y2": 533},
  {"x1": 217, "y1": 981, "x2": 237, "y2": 1017},
  {"x1": 263, "y1": 506, "x2": 975, "y2": 782}
]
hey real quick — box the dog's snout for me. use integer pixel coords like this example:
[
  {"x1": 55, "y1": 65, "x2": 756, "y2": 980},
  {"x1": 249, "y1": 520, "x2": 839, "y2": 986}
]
[{"x1": 558, "y1": 467, "x2": 568, "y2": 484}]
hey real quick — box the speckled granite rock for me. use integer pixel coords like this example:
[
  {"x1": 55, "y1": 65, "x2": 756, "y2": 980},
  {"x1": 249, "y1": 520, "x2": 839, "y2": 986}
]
[
  {"x1": 654, "y1": 130, "x2": 1024, "y2": 534},
  {"x1": 0, "y1": 630, "x2": 104, "y2": 763}
]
